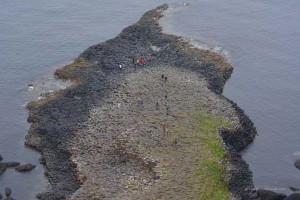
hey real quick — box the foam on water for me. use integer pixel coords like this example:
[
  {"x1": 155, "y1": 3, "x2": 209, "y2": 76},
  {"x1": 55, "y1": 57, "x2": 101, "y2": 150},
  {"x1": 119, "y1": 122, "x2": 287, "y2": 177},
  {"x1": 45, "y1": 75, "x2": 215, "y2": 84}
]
[
  {"x1": 25, "y1": 75, "x2": 72, "y2": 101},
  {"x1": 160, "y1": 4, "x2": 232, "y2": 67},
  {"x1": 293, "y1": 151, "x2": 300, "y2": 157},
  {"x1": 187, "y1": 38, "x2": 231, "y2": 61}
]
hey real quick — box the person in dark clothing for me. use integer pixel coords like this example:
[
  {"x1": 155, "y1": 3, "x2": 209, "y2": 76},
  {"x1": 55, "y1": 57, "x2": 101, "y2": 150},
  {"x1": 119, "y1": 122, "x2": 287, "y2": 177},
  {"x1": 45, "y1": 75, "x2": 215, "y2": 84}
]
[
  {"x1": 164, "y1": 76, "x2": 168, "y2": 82},
  {"x1": 174, "y1": 138, "x2": 178, "y2": 145},
  {"x1": 161, "y1": 74, "x2": 164, "y2": 79},
  {"x1": 133, "y1": 57, "x2": 137, "y2": 70}
]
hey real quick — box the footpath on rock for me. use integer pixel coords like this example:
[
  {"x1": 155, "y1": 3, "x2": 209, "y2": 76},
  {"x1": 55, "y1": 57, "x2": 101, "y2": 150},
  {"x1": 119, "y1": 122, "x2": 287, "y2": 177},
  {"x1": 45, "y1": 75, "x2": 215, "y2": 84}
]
[{"x1": 23, "y1": 4, "x2": 287, "y2": 200}]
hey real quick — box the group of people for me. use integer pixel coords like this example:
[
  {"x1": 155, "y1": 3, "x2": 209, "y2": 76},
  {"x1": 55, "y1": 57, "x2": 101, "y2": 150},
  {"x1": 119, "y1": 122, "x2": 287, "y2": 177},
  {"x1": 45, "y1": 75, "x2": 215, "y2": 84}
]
[
  {"x1": 131, "y1": 56, "x2": 172, "y2": 137},
  {"x1": 133, "y1": 57, "x2": 145, "y2": 68}
]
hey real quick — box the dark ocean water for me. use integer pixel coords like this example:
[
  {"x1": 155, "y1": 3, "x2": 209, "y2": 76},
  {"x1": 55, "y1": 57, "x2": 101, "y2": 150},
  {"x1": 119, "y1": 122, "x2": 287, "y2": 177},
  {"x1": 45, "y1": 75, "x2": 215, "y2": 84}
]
[{"x1": 0, "y1": 0, "x2": 299, "y2": 198}]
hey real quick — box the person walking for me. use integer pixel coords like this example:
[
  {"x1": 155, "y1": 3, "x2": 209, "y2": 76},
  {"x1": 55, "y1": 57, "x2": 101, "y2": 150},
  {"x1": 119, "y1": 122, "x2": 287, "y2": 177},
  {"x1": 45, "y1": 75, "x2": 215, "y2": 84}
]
[
  {"x1": 162, "y1": 124, "x2": 166, "y2": 133},
  {"x1": 133, "y1": 57, "x2": 137, "y2": 70},
  {"x1": 166, "y1": 127, "x2": 170, "y2": 136}
]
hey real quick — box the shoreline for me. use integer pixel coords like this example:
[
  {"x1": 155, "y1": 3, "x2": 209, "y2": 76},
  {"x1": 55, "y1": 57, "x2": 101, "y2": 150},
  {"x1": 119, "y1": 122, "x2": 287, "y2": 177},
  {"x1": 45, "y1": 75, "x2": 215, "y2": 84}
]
[{"x1": 26, "y1": 4, "x2": 260, "y2": 199}]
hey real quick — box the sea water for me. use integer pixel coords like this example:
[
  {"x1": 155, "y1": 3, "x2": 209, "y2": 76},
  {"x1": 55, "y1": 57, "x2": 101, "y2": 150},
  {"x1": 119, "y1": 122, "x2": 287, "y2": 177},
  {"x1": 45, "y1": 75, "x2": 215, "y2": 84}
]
[{"x1": 1, "y1": 0, "x2": 299, "y2": 198}]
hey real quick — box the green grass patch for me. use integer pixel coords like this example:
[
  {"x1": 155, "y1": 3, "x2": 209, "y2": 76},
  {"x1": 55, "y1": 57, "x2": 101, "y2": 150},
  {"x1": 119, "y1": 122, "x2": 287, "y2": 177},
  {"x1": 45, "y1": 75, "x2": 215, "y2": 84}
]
[
  {"x1": 133, "y1": 112, "x2": 231, "y2": 199},
  {"x1": 189, "y1": 113, "x2": 230, "y2": 199},
  {"x1": 201, "y1": 138, "x2": 224, "y2": 159}
]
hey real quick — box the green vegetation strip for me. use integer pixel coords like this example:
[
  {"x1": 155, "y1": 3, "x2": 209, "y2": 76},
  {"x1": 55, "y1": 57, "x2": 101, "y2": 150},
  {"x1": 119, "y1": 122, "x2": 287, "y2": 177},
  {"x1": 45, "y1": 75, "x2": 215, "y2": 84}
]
[
  {"x1": 190, "y1": 113, "x2": 230, "y2": 199},
  {"x1": 142, "y1": 113, "x2": 231, "y2": 199}
]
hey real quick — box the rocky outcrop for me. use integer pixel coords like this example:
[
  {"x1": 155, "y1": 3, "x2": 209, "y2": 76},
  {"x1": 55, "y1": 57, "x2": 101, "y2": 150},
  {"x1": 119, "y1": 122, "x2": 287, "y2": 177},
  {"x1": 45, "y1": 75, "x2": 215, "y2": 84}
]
[
  {"x1": 15, "y1": 164, "x2": 36, "y2": 172},
  {"x1": 25, "y1": 4, "x2": 259, "y2": 200},
  {"x1": 2, "y1": 187, "x2": 16, "y2": 200},
  {"x1": 294, "y1": 159, "x2": 300, "y2": 170},
  {"x1": 5, "y1": 162, "x2": 20, "y2": 168},
  {"x1": 284, "y1": 193, "x2": 300, "y2": 200},
  {"x1": 290, "y1": 186, "x2": 300, "y2": 192},
  {"x1": 0, "y1": 158, "x2": 34, "y2": 177},
  {"x1": 0, "y1": 163, "x2": 7, "y2": 176},
  {"x1": 257, "y1": 189, "x2": 286, "y2": 200}
]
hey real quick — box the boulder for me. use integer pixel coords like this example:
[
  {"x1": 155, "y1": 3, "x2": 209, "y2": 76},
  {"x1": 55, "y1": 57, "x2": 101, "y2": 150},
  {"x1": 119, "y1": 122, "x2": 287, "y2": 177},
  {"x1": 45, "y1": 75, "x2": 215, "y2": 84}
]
[
  {"x1": 257, "y1": 189, "x2": 286, "y2": 200},
  {"x1": 284, "y1": 193, "x2": 300, "y2": 200},
  {"x1": 5, "y1": 188, "x2": 11, "y2": 197},
  {"x1": 15, "y1": 164, "x2": 36, "y2": 172},
  {"x1": 5, "y1": 162, "x2": 20, "y2": 168},
  {"x1": 0, "y1": 154, "x2": 2, "y2": 161},
  {"x1": 294, "y1": 159, "x2": 300, "y2": 169},
  {"x1": 0, "y1": 163, "x2": 7, "y2": 176},
  {"x1": 290, "y1": 187, "x2": 300, "y2": 192}
]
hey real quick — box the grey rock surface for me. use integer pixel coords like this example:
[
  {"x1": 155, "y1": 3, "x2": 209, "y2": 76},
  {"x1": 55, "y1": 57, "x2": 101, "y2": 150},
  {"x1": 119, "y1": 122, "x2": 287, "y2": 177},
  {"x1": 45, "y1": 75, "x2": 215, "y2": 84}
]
[
  {"x1": 5, "y1": 162, "x2": 20, "y2": 168},
  {"x1": 257, "y1": 189, "x2": 286, "y2": 200},
  {"x1": 294, "y1": 159, "x2": 300, "y2": 169},
  {"x1": 0, "y1": 163, "x2": 7, "y2": 176},
  {"x1": 15, "y1": 164, "x2": 36, "y2": 172},
  {"x1": 284, "y1": 193, "x2": 300, "y2": 200}
]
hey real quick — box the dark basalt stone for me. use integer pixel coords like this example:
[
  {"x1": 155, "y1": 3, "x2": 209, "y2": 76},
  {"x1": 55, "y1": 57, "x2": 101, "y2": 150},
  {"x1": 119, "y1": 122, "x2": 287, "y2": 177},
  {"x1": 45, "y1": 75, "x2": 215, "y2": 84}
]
[
  {"x1": 5, "y1": 162, "x2": 20, "y2": 168},
  {"x1": 290, "y1": 187, "x2": 300, "y2": 192},
  {"x1": 294, "y1": 159, "x2": 300, "y2": 170},
  {"x1": 15, "y1": 164, "x2": 36, "y2": 172},
  {"x1": 284, "y1": 193, "x2": 300, "y2": 200},
  {"x1": 0, "y1": 163, "x2": 7, "y2": 176},
  {"x1": 5, "y1": 188, "x2": 11, "y2": 197},
  {"x1": 257, "y1": 189, "x2": 286, "y2": 200}
]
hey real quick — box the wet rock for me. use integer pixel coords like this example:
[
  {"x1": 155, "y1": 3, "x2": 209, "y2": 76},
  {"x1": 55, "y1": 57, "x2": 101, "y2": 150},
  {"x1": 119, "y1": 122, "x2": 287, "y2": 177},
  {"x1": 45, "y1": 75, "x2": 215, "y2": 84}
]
[
  {"x1": 0, "y1": 163, "x2": 7, "y2": 176},
  {"x1": 284, "y1": 193, "x2": 300, "y2": 200},
  {"x1": 290, "y1": 187, "x2": 300, "y2": 192},
  {"x1": 294, "y1": 159, "x2": 300, "y2": 169},
  {"x1": 15, "y1": 164, "x2": 36, "y2": 172},
  {"x1": 5, "y1": 162, "x2": 20, "y2": 168},
  {"x1": 0, "y1": 154, "x2": 2, "y2": 161},
  {"x1": 257, "y1": 189, "x2": 286, "y2": 200},
  {"x1": 5, "y1": 188, "x2": 11, "y2": 197}
]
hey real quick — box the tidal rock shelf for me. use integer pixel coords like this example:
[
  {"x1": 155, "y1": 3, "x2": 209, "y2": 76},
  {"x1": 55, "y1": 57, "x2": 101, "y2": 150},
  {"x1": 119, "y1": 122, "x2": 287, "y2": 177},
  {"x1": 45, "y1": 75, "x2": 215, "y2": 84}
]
[{"x1": 26, "y1": 4, "x2": 260, "y2": 200}]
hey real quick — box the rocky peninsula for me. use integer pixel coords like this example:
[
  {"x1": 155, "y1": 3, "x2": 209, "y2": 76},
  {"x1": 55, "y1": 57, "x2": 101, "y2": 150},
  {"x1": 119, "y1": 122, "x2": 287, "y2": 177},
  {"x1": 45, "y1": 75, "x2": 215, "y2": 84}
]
[{"x1": 24, "y1": 4, "x2": 279, "y2": 200}]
